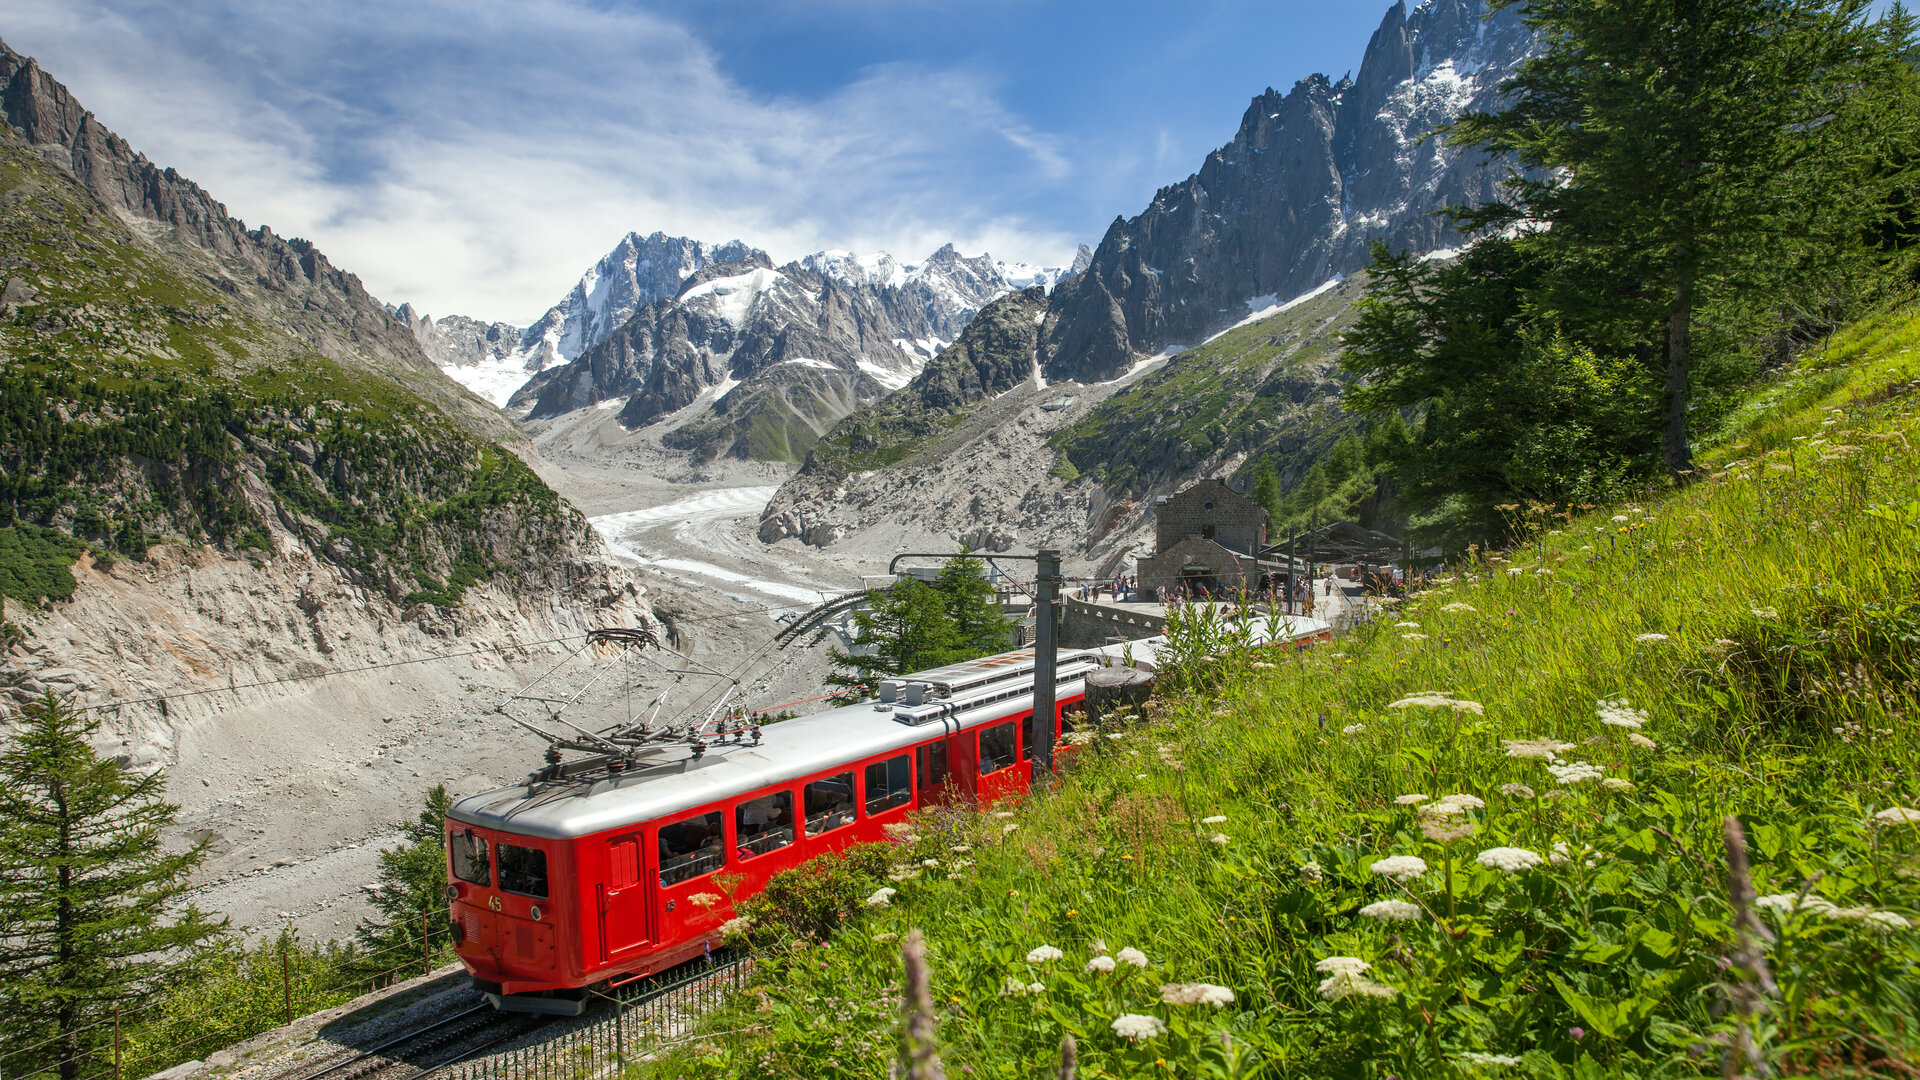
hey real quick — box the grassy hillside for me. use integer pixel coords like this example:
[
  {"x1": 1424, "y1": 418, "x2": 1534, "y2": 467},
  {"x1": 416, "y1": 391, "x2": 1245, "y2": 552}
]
[
  {"x1": 646, "y1": 304, "x2": 1920, "y2": 1077},
  {"x1": 0, "y1": 124, "x2": 575, "y2": 608},
  {"x1": 1053, "y1": 278, "x2": 1368, "y2": 497}
]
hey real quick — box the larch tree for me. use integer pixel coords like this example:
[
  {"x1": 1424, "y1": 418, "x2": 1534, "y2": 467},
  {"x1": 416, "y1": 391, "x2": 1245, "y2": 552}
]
[
  {"x1": 823, "y1": 580, "x2": 966, "y2": 703},
  {"x1": 1449, "y1": 0, "x2": 1914, "y2": 477},
  {"x1": 0, "y1": 695, "x2": 225, "y2": 1080},
  {"x1": 356, "y1": 784, "x2": 454, "y2": 971},
  {"x1": 933, "y1": 553, "x2": 1014, "y2": 657}
]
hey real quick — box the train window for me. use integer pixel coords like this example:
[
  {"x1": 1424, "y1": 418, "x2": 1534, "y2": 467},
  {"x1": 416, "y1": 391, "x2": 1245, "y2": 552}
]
[
  {"x1": 804, "y1": 773, "x2": 858, "y2": 836},
  {"x1": 1021, "y1": 712, "x2": 1035, "y2": 761},
  {"x1": 864, "y1": 756, "x2": 911, "y2": 814},
  {"x1": 658, "y1": 812, "x2": 725, "y2": 887},
  {"x1": 735, "y1": 791, "x2": 794, "y2": 859},
  {"x1": 450, "y1": 830, "x2": 490, "y2": 886},
  {"x1": 497, "y1": 844, "x2": 548, "y2": 898},
  {"x1": 978, "y1": 721, "x2": 1016, "y2": 775}
]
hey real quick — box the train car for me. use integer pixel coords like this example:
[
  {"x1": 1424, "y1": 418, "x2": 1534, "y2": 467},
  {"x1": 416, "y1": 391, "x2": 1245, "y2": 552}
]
[{"x1": 443, "y1": 622, "x2": 1324, "y2": 1014}]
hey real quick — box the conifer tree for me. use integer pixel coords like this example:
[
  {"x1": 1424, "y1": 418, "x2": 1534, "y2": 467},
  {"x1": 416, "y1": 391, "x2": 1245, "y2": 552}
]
[
  {"x1": 0, "y1": 695, "x2": 224, "y2": 1080},
  {"x1": 824, "y1": 580, "x2": 967, "y2": 702},
  {"x1": 1449, "y1": 0, "x2": 1915, "y2": 476},
  {"x1": 933, "y1": 552, "x2": 1014, "y2": 657},
  {"x1": 356, "y1": 784, "x2": 453, "y2": 972}
]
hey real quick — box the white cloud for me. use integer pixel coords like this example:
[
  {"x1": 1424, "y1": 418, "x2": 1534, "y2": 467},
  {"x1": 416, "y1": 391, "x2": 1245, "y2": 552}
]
[{"x1": 2, "y1": 0, "x2": 1083, "y2": 323}]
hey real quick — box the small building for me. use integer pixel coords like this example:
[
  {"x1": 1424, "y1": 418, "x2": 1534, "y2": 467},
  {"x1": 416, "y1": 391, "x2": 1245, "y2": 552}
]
[{"x1": 1135, "y1": 479, "x2": 1272, "y2": 599}]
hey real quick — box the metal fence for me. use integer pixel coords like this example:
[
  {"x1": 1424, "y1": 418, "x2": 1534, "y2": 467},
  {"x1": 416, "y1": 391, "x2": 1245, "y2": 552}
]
[{"x1": 429, "y1": 956, "x2": 751, "y2": 1080}]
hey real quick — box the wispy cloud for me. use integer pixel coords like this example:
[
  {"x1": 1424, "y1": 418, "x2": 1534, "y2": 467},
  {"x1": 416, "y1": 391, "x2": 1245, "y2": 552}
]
[{"x1": 4, "y1": 0, "x2": 1085, "y2": 322}]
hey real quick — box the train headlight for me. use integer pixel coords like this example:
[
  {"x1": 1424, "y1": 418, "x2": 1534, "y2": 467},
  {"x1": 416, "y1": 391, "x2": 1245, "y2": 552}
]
[
  {"x1": 530, "y1": 905, "x2": 543, "y2": 922},
  {"x1": 445, "y1": 884, "x2": 460, "y2": 900}
]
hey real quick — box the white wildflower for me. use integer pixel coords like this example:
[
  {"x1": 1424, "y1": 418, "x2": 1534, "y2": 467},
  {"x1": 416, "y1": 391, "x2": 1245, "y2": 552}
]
[
  {"x1": 1026, "y1": 944, "x2": 1063, "y2": 964},
  {"x1": 1395, "y1": 621, "x2": 1421, "y2": 628},
  {"x1": 1201, "y1": 815, "x2": 1228, "y2": 824},
  {"x1": 1370, "y1": 855, "x2": 1429, "y2": 882},
  {"x1": 1628, "y1": 733, "x2": 1658, "y2": 750},
  {"x1": 1506, "y1": 568, "x2": 1525, "y2": 576},
  {"x1": 1086, "y1": 955, "x2": 1117, "y2": 974},
  {"x1": 1116, "y1": 947, "x2": 1148, "y2": 968},
  {"x1": 1342, "y1": 723, "x2": 1367, "y2": 735},
  {"x1": 1110, "y1": 1014, "x2": 1166, "y2": 1042},
  {"x1": 1751, "y1": 607, "x2": 1780, "y2": 619},
  {"x1": 1863, "y1": 910, "x2": 1912, "y2": 930},
  {"x1": 1503, "y1": 737, "x2": 1577, "y2": 761},
  {"x1": 1459, "y1": 1052, "x2": 1524, "y2": 1067},
  {"x1": 1001, "y1": 976, "x2": 1045, "y2": 996},
  {"x1": 1394, "y1": 793, "x2": 1431, "y2": 806},
  {"x1": 687, "y1": 892, "x2": 723, "y2": 909},
  {"x1": 1299, "y1": 861, "x2": 1325, "y2": 883},
  {"x1": 720, "y1": 916, "x2": 753, "y2": 940},
  {"x1": 992, "y1": 811, "x2": 1016, "y2": 818},
  {"x1": 866, "y1": 887, "x2": 897, "y2": 907},
  {"x1": 1160, "y1": 983, "x2": 1235, "y2": 1007},
  {"x1": 1546, "y1": 761, "x2": 1604, "y2": 784},
  {"x1": 1209, "y1": 833, "x2": 1230, "y2": 845},
  {"x1": 1499, "y1": 783, "x2": 1536, "y2": 799},
  {"x1": 1600, "y1": 777, "x2": 1635, "y2": 792},
  {"x1": 1596, "y1": 698, "x2": 1649, "y2": 729},
  {"x1": 1359, "y1": 900, "x2": 1423, "y2": 922},
  {"x1": 1434, "y1": 793, "x2": 1486, "y2": 812},
  {"x1": 1314, "y1": 956, "x2": 1372, "y2": 976},
  {"x1": 921, "y1": 858, "x2": 941, "y2": 868},
  {"x1": 1003, "y1": 823, "x2": 1019, "y2": 834},
  {"x1": 1873, "y1": 807, "x2": 1920, "y2": 825},
  {"x1": 886, "y1": 867, "x2": 921, "y2": 882},
  {"x1": 1476, "y1": 847, "x2": 1545, "y2": 872},
  {"x1": 1402, "y1": 633, "x2": 1428, "y2": 641},
  {"x1": 1635, "y1": 632, "x2": 1669, "y2": 642},
  {"x1": 1388, "y1": 692, "x2": 1484, "y2": 714},
  {"x1": 1611, "y1": 515, "x2": 1629, "y2": 523},
  {"x1": 1442, "y1": 602, "x2": 1478, "y2": 613}
]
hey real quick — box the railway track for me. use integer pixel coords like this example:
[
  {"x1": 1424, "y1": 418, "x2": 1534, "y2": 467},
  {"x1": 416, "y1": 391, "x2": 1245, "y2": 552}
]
[{"x1": 282, "y1": 1004, "x2": 545, "y2": 1080}]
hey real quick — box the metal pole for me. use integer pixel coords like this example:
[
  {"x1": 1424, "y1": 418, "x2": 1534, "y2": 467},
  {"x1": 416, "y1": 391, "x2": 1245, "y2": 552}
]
[
  {"x1": 422, "y1": 904, "x2": 432, "y2": 973},
  {"x1": 1032, "y1": 549, "x2": 1060, "y2": 777},
  {"x1": 113, "y1": 1008, "x2": 120, "y2": 1080},
  {"x1": 1306, "y1": 518, "x2": 1317, "y2": 613},
  {"x1": 1286, "y1": 532, "x2": 1297, "y2": 615}
]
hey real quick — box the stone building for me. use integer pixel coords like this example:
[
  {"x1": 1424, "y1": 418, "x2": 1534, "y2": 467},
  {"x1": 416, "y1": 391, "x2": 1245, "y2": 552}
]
[{"x1": 1135, "y1": 479, "x2": 1273, "y2": 598}]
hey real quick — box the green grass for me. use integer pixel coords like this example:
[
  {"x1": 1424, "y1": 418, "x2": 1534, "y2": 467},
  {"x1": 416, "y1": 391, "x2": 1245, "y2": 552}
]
[
  {"x1": 1053, "y1": 278, "x2": 1368, "y2": 495},
  {"x1": 639, "y1": 304, "x2": 1920, "y2": 1078}
]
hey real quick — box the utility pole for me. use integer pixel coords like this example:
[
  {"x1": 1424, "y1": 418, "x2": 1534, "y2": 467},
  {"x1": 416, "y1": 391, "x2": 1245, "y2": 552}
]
[
  {"x1": 1286, "y1": 531, "x2": 1297, "y2": 615},
  {"x1": 887, "y1": 550, "x2": 1063, "y2": 778},
  {"x1": 1032, "y1": 549, "x2": 1061, "y2": 775}
]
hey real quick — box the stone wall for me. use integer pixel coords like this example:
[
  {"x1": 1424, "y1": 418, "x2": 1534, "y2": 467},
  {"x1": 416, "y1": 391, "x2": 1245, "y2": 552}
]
[
  {"x1": 1136, "y1": 535, "x2": 1263, "y2": 600},
  {"x1": 1152, "y1": 479, "x2": 1266, "y2": 555}
]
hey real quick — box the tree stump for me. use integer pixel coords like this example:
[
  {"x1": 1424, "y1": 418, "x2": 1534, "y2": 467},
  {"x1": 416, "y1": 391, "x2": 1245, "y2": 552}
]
[{"x1": 1084, "y1": 664, "x2": 1155, "y2": 727}]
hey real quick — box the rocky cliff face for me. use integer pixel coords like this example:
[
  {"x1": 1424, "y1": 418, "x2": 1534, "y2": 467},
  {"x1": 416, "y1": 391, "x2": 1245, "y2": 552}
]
[
  {"x1": 1038, "y1": 0, "x2": 1531, "y2": 382},
  {"x1": 393, "y1": 305, "x2": 520, "y2": 369},
  {"x1": 0, "y1": 40, "x2": 512, "y2": 444}
]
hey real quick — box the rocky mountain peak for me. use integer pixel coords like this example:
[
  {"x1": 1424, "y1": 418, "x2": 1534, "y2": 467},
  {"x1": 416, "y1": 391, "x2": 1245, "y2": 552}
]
[{"x1": 1037, "y1": 0, "x2": 1532, "y2": 384}]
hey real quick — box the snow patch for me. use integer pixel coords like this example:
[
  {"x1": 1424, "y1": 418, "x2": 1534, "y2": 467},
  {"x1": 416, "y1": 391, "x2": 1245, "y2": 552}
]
[
  {"x1": 779, "y1": 357, "x2": 840, "y2": 372},
  {"x1": 679, "y1": 267, "x2": 784, "y2": 327},
  {"x1": 1205, "y1": 276, "x2": 1345, "y2": 344},
  {"x1": 437, "y1": 357, "x2": 537, "y2": 407},
  {"x1": 856, "y1": 360, "x2": 912, "y2": 390}
]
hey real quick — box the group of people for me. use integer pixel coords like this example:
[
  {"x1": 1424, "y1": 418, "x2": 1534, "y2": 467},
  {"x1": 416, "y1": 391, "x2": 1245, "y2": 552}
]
[{"x1": 1072, "y1": 575, "x2": 1135, "y2": 603}]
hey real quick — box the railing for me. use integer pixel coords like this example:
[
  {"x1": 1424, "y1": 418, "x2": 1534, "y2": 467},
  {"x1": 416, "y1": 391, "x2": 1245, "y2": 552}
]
[{"x1": 430, "y1": 955, "x2": 751, "y2": 1080}]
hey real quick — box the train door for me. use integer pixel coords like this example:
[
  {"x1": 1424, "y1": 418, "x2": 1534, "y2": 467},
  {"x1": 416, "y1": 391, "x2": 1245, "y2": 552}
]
[
  {"x1": 915, "y1": 737, "x2": 958, "y2": 807},
  {"x1": 974, "y1": 716, "x2": 1027, "y2": 805},
  {"x1": 599, "y1": 833, "x2": 650, "y2": 958}
]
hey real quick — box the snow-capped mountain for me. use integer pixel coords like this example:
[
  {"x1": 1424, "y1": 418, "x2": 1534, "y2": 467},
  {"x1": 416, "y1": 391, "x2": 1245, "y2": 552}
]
[
  {"x1": 1040, "y1": 0, "x2": 1534, "y2": 381},
  {"x1": 509, "y1": 241, "x2": 1082, "y2": 461}
]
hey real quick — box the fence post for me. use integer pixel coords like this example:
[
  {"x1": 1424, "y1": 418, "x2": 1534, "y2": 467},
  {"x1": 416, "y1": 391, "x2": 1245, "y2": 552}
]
[
  {"x1": 421, "y1": 904, "x2": 432, "y2": 974},
  {"x1": 113, "y1": 1007, "x2": 120, "y2": 1080}
]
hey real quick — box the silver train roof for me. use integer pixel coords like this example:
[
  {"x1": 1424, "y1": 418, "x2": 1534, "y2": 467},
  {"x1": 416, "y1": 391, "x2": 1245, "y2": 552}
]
[{"x1": 448, "y1": 620, "x2": 1325, "y2": 841}]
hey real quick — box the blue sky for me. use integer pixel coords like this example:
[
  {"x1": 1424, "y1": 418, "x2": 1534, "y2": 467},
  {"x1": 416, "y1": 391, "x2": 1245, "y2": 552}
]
[{"x1": 7, "y1": 2, "x2": 1405, "y2": 322}]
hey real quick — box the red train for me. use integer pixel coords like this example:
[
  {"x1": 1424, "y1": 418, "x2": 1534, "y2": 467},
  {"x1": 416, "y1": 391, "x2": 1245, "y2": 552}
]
[{"x1": 442, "y1": 629, "x2": 1317, "y2": 1013}]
